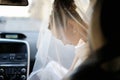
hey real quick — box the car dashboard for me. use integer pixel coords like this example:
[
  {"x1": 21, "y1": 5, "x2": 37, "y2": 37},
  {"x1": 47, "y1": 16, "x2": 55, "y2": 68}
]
[{"x1": 0, "y1": 32, "x2": 39, "y2": 80}]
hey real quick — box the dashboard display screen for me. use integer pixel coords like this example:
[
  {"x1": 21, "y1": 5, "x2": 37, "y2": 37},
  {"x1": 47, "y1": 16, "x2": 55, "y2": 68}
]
[
  {"x1": 5, "y1": 34, "x2": 18, "y2": 39},
  {"x1": 0, "y1": 33, "x2": 26, "y2": 39},
  {"x1": 0, "y1": 42, "x2": 27, "y2": 53}
]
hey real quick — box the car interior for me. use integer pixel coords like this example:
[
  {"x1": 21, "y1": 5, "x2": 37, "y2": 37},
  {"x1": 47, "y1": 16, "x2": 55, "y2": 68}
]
[
  {"x1": 0, "y1": 0, "x2": 38, "y2": 80},
  {"x1": 0, "y1": 0, "x2": 120, "y2": 80}
]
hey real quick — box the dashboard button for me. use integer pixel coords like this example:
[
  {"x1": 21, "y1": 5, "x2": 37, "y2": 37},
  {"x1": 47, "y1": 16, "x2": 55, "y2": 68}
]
[{"x1": 0, "y1": 75, "x2": 4, "y2": 80}]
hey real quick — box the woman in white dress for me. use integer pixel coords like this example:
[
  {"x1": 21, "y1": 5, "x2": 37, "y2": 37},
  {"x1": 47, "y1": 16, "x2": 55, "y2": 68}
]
[{"x1": 28, "y1": 0, "x2": 90, "y2": 80}]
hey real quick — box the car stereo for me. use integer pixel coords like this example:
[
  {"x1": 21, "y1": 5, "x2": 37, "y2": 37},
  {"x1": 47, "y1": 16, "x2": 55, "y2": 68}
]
[{"x1": 0, "y1": 39, "x2": 30, "y2": 80}]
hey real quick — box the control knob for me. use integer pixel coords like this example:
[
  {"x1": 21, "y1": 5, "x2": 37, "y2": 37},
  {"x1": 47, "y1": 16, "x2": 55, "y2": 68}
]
[
  {"x1": 21, "y1": 68, "x2": 26, "y2": 73},
  {"x1": 0, "y1": 69, "x2": 4, "y2": 73},
  {"x1": 21, "y1": 75, "x2": 26, "y2": 80},
  {"x1": 0, "y1": 75, "x2": 4, "y2": 80}
]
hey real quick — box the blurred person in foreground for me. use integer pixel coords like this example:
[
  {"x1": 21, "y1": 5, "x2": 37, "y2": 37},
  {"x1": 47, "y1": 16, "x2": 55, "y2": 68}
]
[{"x1": 63, "y1": 0, "x2": 120, "y2": 80}]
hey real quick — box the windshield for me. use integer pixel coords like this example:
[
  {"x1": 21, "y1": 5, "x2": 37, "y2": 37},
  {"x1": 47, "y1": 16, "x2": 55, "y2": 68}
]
[
  {"x1": 0, "y1": 5, "x2": 29, "y2": 17},
  {"x1": 0, "y1": 0, "x2": 40, "y2": 32}
]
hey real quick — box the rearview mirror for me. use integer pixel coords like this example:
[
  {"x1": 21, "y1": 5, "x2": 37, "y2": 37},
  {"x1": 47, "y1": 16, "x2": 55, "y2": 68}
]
[{"x1": 0, "y1": 0, "x2": 28, "y2": 6}]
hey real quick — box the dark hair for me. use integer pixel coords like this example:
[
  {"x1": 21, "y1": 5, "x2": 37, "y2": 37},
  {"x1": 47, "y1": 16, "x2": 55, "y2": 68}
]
[
  {"x1": 54, "y1": 0, "x2": 75, "y2": 9},
  {"x1": 100, "y1": 0, "x2": 120, "y2": 44},
  {"x1": 53, "y1": 0, "x2": 88, "y2": 28}
]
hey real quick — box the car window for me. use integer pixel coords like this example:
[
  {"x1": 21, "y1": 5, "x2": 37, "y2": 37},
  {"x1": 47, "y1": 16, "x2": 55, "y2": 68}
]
[{"x1": 0, "y1": 0, "x2": 40, "y2": 32}]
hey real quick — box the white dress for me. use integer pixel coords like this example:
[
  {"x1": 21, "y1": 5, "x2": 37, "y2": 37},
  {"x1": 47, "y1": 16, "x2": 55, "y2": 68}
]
[{"x1": 28, "y1": 28, "x2": 75, "y2": 80}]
